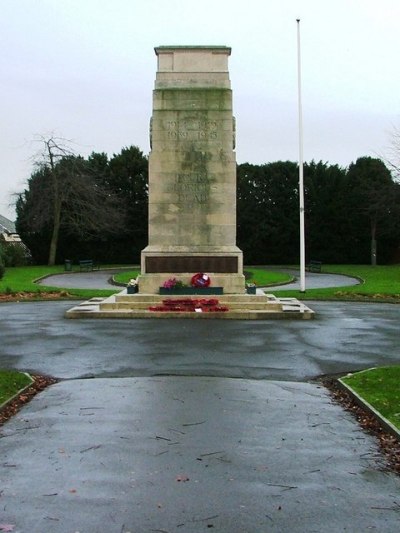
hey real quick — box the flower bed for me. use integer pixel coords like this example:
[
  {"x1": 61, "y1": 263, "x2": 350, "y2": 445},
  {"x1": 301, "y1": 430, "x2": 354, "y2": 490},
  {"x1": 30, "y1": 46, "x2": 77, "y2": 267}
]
[
  {"x1": 160, "y1": 273, "x2": 223, "y2": 295},
  {"x1": 149, "y1": 298, "x2": 228, "y2": 313}
]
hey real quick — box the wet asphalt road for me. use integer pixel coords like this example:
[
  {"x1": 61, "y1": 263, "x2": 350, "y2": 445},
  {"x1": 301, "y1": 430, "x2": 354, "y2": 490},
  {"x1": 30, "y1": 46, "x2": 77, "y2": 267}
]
[
  {"x1": 2, "y1": 375, "x2": 399, "y2": 533},
  {"x1": 0, "y1": 300, "x2": 399, "y2": 381},
  {"x1": 0, "y1": 277, "x2": 399, "y2": 532}
]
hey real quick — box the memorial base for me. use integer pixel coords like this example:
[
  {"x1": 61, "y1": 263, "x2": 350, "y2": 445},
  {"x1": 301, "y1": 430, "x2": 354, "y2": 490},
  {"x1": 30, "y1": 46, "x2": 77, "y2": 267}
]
[
  {"x1": 139, "y1": 248, "x2": 245, "y2": 294},
  {"x1": 138, "y1": 273, "x2": 245, "y2": 294},
  {"x1": 65, "y1": 291, "x2": 315, "y2": 320}
]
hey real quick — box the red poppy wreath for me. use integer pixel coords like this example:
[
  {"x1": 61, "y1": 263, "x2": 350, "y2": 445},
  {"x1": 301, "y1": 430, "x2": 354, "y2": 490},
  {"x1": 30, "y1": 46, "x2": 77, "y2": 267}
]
[{"x1": 191, "y1": 272, "x2": 211, "y2": 288}]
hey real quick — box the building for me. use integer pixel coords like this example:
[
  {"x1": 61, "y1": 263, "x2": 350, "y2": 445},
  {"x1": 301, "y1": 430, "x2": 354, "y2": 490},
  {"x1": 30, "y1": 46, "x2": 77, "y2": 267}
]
[{"x1": 0, "y1": 214, "x2": 22, "y2": 244}]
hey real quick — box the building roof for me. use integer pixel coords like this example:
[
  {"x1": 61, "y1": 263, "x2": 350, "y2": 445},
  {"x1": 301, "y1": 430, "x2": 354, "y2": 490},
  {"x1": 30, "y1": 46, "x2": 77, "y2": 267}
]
[{"x1": 0, "y1": 214, "x2": 16, "y2": 234}]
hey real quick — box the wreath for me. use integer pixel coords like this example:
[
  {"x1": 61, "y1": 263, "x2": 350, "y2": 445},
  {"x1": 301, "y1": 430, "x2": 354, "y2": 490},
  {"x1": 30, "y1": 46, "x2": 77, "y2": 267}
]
[{"x1": 191, "y1": 272, "x2": 211, "y2": 288}]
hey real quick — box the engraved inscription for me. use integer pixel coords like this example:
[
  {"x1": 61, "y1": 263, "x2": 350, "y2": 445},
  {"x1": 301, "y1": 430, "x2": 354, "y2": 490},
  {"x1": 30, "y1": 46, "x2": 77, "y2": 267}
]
[
  {"x1": 165, "y1": 119, "x2": 219, "y2": 141},
  {"x1": 172, "y1": 172, "x2": 212, "y2": 207},
  {"x1": 167, "y1": 130, "x2": 188, "y2": 140},
  {"x1": 166, "y1": 120, "x2": 218, "y2": 130},
  {"x1": 197, "y1": 130, "x2": 217, "y2": 140}
]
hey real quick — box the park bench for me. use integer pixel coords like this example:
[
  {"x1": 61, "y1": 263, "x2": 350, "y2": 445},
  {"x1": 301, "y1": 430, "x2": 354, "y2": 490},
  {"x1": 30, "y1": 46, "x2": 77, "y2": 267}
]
[
  {"x1": 79, "y1": 259, "x2": 98, "y2": 272},
  {"x1": 306, "y1": 260, "x2": 322, "y2": 273}
]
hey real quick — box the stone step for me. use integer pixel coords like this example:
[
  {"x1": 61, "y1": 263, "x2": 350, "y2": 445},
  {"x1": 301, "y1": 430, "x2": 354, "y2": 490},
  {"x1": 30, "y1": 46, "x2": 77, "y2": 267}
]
[
  {"x1": 114, "y1": 292, "x2": 280, "y2": 304},
  {"x1": 67, "y1": 306, "x2": 314, "y2": 320},
  {"x1": 100, "y1": 300, "x2": 284, "y2": 311},
  {"x1": 101, "y1": 292, "x2": 284, "y2": 312},
  {"x1": 65, "y1": 290, "x2": 315, "y2": 320}
]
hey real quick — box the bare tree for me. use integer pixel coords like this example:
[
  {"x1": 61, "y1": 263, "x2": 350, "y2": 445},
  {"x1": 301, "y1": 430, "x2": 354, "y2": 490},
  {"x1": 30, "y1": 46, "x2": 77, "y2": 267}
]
[
  {"x1": 384, "y1": 125, "x2": 400, "y2": 183},
  {"x1": 18, "y1": 135, "x2": 125, "y2": 265}
]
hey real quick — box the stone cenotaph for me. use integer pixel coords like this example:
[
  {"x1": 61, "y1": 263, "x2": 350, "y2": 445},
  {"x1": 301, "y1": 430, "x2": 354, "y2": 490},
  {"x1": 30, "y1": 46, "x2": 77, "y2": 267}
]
[
  {"x1": 138, "y1": 46, "x2": 245, "y2": 294},
  {"x1": 65, "y1": 45, "x2": 315, "y2": 318}
]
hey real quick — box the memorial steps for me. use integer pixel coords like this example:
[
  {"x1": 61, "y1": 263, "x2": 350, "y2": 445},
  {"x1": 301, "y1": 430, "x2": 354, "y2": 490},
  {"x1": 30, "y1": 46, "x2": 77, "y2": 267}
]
[{"x1": 65, "y1": 290, "x2": 314, "y2": 320}]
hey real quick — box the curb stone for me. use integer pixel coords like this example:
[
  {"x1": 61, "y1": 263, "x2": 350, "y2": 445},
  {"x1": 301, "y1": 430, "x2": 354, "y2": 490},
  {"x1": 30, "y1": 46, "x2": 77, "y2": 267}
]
[
  {"x1": 338, "y1": 374, "x2": 400, "y2": 441},
  {"x1": 0, "y1": 372, "x2": 34, "y2": 412}
]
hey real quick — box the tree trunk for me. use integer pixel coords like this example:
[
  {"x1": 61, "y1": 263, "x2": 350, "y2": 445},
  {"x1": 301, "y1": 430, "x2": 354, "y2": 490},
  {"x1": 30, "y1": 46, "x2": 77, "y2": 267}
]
[
  {"x1": 48, "y1": 197, "x2": 61, "y2": 266},
  {"x1": 48, "y1": 145, "x2": 61, "y2": 266}
]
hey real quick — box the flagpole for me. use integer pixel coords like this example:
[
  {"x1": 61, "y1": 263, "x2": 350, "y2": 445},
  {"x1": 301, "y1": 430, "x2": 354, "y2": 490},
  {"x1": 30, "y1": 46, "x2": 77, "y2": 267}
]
[{"x1": 297, "y1": 18, "x2": 306, "y2": 293}]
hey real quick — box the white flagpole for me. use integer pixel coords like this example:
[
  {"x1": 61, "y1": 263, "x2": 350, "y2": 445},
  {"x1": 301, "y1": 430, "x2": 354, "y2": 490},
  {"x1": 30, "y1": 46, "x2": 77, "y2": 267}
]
[{"x1": 297, "y1": 18, "x2": 306, "y2": 293}]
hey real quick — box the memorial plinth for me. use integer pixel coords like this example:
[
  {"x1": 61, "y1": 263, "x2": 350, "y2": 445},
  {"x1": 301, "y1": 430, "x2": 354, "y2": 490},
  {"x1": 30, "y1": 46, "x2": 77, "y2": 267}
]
[{"x1": 138, "y1": 46, "x2": 245, "y2": 294}]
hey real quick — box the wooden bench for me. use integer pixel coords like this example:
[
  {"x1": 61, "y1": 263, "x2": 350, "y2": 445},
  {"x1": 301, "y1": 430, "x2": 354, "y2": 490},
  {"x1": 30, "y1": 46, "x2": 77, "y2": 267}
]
[
  {"x1": 79, "y1": 259, "x2": 97, "y2": 271},
  {"x1": 306, "y1": 260, "x2": 322, "y2": 273}
]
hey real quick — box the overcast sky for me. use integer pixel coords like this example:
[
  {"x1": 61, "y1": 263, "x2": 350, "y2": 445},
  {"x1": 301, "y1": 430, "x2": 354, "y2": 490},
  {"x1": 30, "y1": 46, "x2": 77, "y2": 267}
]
[{"x1": 1, "y1": 0, "x2": 399, "y2": 219}]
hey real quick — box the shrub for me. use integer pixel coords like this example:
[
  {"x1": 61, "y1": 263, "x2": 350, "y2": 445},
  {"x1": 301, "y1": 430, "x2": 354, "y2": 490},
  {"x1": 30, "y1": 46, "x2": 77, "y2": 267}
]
[{"x1": 1, "y1": 243, "x2": 30, "y2": 267}]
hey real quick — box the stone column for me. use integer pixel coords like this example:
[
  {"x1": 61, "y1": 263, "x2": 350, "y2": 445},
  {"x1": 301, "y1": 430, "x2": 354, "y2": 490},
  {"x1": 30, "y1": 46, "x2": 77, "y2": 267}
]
[{"x1": 139, "y1": 46, "x2": 245, "y2": 293}]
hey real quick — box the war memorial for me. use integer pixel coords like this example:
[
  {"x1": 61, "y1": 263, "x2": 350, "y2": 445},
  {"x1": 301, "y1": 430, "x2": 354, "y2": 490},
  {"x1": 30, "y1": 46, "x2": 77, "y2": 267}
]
[{"x1": 66, "y1": 46, "x2": 313, "y2": 319}]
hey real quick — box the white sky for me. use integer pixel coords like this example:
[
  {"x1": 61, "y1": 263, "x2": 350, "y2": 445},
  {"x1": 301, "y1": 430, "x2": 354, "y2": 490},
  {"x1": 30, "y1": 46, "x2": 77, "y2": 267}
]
[{"x1": 1, "y1": 0, "x2": 400, "y2": 219}]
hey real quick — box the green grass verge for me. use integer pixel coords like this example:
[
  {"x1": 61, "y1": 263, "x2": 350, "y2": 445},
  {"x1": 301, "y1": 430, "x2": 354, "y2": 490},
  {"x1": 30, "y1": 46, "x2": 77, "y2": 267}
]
[
  {"x1": 271, "y1": 264, "x2": 400, "y2": 301},
  {"x1": 113, "y1": 270, "x2": 141, "y2": 285},
  {"x1": 0, "y1": 370, "x2": 32, "y2": 405},
  {"x1": 341, "y1": 366, "x2": 400, "y2": 430},
  {"x1": 0, "y1": 265, "x2": 65, "y2": 292},
  {"x1": 0, "y1": 265, "x2": 130, "y2": 299},
  {"x1": 244, "y1": 267, "x2": 293, "y2": 286}
]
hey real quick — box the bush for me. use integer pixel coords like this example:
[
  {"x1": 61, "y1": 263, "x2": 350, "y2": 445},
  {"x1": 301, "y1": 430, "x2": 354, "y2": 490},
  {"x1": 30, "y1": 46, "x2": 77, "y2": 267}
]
[{"x1": 1, "y1": 243, "x2": 30, "y2": 267}]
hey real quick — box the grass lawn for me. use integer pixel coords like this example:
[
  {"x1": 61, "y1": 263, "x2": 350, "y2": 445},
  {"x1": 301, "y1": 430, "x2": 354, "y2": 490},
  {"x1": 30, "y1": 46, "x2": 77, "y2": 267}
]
[
  {"x1": 268, "y1": 264, "x2": 400, "y2": 301},
  {"x1": 0, "y1": 264, "x2": 65, "y2": 292},
  {"x1": 244, "y1": 267, "x2": 293, "y2": 286},
  {"x1": 113, "y1": 269, "x2": 141, "y2": 285},
  {"x1": 341, "y1": 366, "x2": 400, "y2": 430},
  {"x1": 0, "y1": 370, "x2": 32, "y2": 405},
  {"x1": 0, "y1": 265, "x2": 125, "y2": 299}
]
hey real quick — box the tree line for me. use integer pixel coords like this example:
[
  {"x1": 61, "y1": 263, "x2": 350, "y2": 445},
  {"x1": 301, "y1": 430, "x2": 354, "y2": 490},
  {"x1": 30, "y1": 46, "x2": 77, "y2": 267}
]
[
  {"x1": 15, "y1": 138, "x2": 400, "y2": 266},
  {"x1": 237, "y1": 158, "x2": 400, "y2": 265},
  {"x1": 16, "y1": 139, "x2": 148, "y2": 265}
]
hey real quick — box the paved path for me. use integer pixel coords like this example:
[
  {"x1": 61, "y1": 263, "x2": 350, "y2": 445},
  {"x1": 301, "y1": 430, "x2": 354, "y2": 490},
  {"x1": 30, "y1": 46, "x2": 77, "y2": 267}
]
[
  {"x1": 37, "y1": 267, "x2": 361, "y2": 291},
  {"x1": 37, "y1": 268, "x2": 128, "y2": 290},
  {"x1": 0, "y1": 279, "x2": 399, "y2": 531},
  {"x1": 261, "y1": 267, "x2": 360, "y2": 291},
  {"x1": 1, "y1": 375, "x2": 399, "y2": 533}
]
